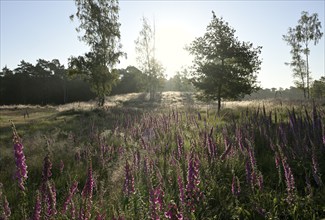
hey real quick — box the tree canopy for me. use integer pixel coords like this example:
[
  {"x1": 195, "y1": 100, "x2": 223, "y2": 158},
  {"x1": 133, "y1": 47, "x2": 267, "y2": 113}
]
[
  {"x1": 69, "y1": 0, "x2": 124, "y2": 106},
  {"x1": 0, "y1": 59, "x2": 95, "y2": 105},
  {"x1": 135, "y1": 17, "x2": 165, "y2": 100},
  {"x1": 283, "y1": 11, "x2": 323, "y2": 99},
  {"x1": 188, "y1": 12, "x2": 262, "y2": 112}
]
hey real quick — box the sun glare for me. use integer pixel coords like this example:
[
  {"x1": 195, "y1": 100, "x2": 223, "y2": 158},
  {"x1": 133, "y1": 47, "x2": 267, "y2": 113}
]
[{"x1": 155, "y1": 23, "x2": 194, "y2": 78}]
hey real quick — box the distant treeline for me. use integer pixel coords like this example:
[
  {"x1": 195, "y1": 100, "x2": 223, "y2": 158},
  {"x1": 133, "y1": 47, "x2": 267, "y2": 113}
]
[
  {"x1": 244, "y1": 87, "x2": 305, "y2": 100},
  {"x1": 0, "y1": 59, "x2": 194, "y2": 105},
  {"x1": 244, "y1": 81, "x2": 325, "y2": 100},
  {"x1": 2, "y1": 59, "x2": 323, "y2": 105},
  {"x1": 0, "y1": 59, "x2": 95, "y2": 105}
]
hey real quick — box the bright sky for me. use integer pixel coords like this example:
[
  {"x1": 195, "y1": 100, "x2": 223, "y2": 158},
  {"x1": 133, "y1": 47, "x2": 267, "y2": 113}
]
[{"x1": 0, "y1": 0, "x2": 324, "y2": 89}]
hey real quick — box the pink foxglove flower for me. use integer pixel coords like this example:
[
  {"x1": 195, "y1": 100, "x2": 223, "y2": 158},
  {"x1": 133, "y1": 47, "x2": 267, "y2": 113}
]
[
  {"x1": 12, "y1": 126, "x2": 28, "y2": 191},
  {"x1": 60, "y1": 160, "x2": 64, "y2": 174},
  {"x1": 62, "y1": 181, "x2": 78, "y2": 215},
  {"x1": 123, "y1": 160, "x2": 135, "y2": 196},
  {"x1": 82, "y1": 165, "x2": 94, "y2": 200},
  {"x1": 164, "y1": 200, "x2": 183, "y2": 220},
  {"x1": 31, "y1": 191, "x2": 41, "y2": 220}
]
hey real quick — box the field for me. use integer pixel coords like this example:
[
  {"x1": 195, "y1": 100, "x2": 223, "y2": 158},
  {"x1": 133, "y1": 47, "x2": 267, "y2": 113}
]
[{"x1": 0, "y1": 92, "x2": 324, "y2": 219}]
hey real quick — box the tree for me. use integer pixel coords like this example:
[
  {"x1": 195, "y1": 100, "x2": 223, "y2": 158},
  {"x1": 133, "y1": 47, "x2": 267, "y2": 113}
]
[
  {"x1": 311, "y1": 77, "x2": 325, "y2": 99},
  {"x1": 135, "y1": 17, "x2": 165, "y2": 101},
  {"x1": 284, "y1": 11, "x2": 323, "y2": 99},
  {"x1": 187, "y1": 12, "x2": 262, "y2": 113},
  {"x1": 164, "y1": 67, "x2": 195, "y2": 92},
  {"x1": 283, "y1": 27, "x2": 308, "y2": 98},
  {"x1": 48, "y1": 59, "x2": 68, "y2": 103},
  {"x1": 70, "y1": 0, "x2": 124, "y2": 106},
  {"x1": 113, "y1": 66, "x2": 146, "y2": 94}
]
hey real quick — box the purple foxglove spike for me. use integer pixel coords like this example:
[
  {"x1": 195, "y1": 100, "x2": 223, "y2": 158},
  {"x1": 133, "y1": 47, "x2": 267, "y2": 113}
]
[
  {"x1": 231, "y1": 175, "x2": 236, "y2": 196},
  {"x1": 31, "y1": 191, "x2": 41, "y2": 220},
  {"x1": 62, "y1": 181, "x2": 78, "y2": 215},
  {"x1": 12, "y1": 128, "x2": 28, "y2": 191},
  {"x1": 123, "y1": 161, "x2": 135, "y2": 196},
  {"x1": 42, "y1": 155, "x2": 52, "y2": 182},
  {"x1": 164, "y1": 201, "x2": 183, "y2": 220},
  {"x1": 60, "y1": 160, "x2": 64, "y2": 174},
  {"x1": 2, "y1": 196, "x2": 11, "y2": 219},
  {"x1": 82, "y1": 164, "x2": 94, "y2": 200}
]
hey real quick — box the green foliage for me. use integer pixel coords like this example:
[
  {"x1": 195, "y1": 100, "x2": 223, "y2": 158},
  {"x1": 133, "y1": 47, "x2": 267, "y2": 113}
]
[
  {"x1": 283, "y1": 27, "x2": 308, "y2": 98},
  {"x1": 188, "y1": 12, "x2": 262, "y2": 112},
  {"x1": 112, "y1": 66, "x2": 147, "y2": 94},
  {"x1": 311, "y1": 77, "x2": 325, "y2": 99},
  {"x1": 70, "y1": 0, "x2": 124, "y2": 106},
  {"x1": 283, "y1": 11, "x2": 323, "y2": 99},
  {"x1": 69, "y1": 52, "x2": 119, "y2": 106},
  {"x1": 135, "y1": 16, "x2": 165, "y2": 100}
]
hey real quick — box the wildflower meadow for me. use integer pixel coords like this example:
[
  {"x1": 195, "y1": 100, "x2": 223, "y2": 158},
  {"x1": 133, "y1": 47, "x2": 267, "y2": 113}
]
[{"x1": 0, "y1": 96, "x2": 324, "y2": 219}]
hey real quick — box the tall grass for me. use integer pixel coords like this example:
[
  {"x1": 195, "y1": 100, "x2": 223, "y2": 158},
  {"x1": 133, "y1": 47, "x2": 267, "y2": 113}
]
[{"x1": 0, "y1": 103, "x2": 324, "y2": 219}]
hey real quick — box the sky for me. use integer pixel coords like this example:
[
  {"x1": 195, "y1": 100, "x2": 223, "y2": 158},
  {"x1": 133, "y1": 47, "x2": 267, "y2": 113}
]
[{"x1": 0, "y1": 0, "x2": 324, "y2": 89}]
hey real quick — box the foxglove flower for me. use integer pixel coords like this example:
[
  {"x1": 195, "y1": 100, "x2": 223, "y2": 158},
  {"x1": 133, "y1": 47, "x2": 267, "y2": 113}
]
[
  {"x1": 31, "y1": 191, "x2": 41, "y2": 220},
  {"x1": 12, "y1": 127, "x2": 28, "y2": 191},
  {"x1": 177, "y1": 135, "x2": 184, "y2": 160},
  {"x1": 1, "y1": 195, "x2": 11, "y2": 220},
  {"x1": 164, "y1": 200, "x2": 183, "y2": 220},
  {"x1": 231, "y1": 175, "x2": 241, "y2": 196},
  {"x1": 150, "y1": 185, "x2": 164, "y2": 219},
  {"x1": 60, "y1": 160, "x2": 64, "y2": 174},
  {"x1": 123, "y1": 161, "x2": 135, "y2": 196},
  {"x1": 46, "y1": 181, "x2": 57, "y2": 217},
  {"x1": 62, "y1": 181, "x2": 78, "y2": 215},
  {"x1": 177, "y1": 175, "x2": 185, "y2": 207},
  {"x1": 42, "y1": 155, "x2": 52, "y2": 182},
  {"x1": 186, "y1": 152, "x2": 201, "y2": 212},
  {"x1": 311, "y1": 143, "x2": 323, "y2": 187},
  {"x1": 281, "y1": 158, "x2": 296, "y2": 203},
  {"x1": 82, "y1": 164, "x2": 94, "y2": 200}
]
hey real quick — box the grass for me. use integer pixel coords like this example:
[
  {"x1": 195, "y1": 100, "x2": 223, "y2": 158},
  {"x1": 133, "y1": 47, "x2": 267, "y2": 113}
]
[{"x1": 0, "y1": 92, "x2": 324, "y2": 219}]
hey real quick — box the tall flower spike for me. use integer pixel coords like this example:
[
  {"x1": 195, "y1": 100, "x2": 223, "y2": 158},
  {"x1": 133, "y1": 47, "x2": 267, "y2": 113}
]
[
  {"x1": 164, "y1": 200, "x2": 183, "y2": 220},
  {"x1": 62, "y1": 181, "x2": 78, "y2": 215},
  {"x1": 186, "y1": 152, "x2": 201, "y2": 213},
  {"x1": 46, "y1": 181, "x2": 57, "y2": 217},
  {"x1": 177, "y1": 175, "x2": 185, "y2": 207},
  {"x1": 149, "y1": 185, "x2": 165, "y2": 219},
  {"x1": 31, "y1": 191, "x2": 41, "y2": 220},
  {"x1": 42, "y1": 155, "x2": 52, "y2": 182},
  {"x1": 82, "y1": 164, "x2": 94, "y2": 200},
  {"x1": 60, "y1": 160, "x2": 64, "y2": 174},
  {"x1": 12, "y1": 123, "x2": 28, "y2": 191},
  {"x1": 123, "y1": 160, "x2": 135, "y2": 196},
  {"x1": 1, "y1": 195, "x2": 11, "y2": 220}
]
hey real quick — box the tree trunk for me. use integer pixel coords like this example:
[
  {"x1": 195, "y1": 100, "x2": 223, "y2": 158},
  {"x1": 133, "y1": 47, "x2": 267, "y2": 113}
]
[
  {"x1": 306, "y1": 53, "x2": 310, "y2": 99},
  {"x1": 217, "y1": 85, "x2": 221, "y2": 115}
]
